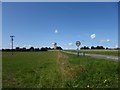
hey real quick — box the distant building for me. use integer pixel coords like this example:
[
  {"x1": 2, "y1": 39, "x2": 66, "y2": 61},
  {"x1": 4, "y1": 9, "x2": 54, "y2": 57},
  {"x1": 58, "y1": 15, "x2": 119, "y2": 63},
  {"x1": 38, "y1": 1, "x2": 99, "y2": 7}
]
[{"x1": 52, "y1": 42, "x2": 57, "y2": 49}]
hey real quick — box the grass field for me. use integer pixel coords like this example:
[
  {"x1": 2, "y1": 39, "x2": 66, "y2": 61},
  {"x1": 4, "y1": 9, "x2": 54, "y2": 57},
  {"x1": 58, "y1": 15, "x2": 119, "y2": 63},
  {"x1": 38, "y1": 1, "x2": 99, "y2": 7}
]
[
  {"x1": 64, "y1": 50, "x2": 118, "y2": 56},
  {"x1": 2, "y1": 51, "x2": 119, "y2": 88}
]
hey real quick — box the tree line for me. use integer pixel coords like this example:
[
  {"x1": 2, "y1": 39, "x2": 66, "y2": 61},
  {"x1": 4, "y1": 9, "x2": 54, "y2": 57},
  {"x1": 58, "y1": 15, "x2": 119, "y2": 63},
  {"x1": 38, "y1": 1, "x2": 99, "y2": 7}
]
[
  {"x1": 80, "y1": 46, "x2": 119, "y2": 50},
  {"x1": 2, "y1": 46, "x2": 63, "y2": 52},
  {"x1": 2, "y1": 45, "x2": 119, "y2": 51}
]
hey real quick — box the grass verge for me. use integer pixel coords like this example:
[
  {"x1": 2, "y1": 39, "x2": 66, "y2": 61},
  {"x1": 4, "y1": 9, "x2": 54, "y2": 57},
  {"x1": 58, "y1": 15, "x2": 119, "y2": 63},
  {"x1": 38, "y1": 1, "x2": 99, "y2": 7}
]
[
  {"x1": 62, "y1": 52, "x2": 118, "y2": 88},
  {"x1": 2, "y1": 51, "x2": 118, "y2": 88},
  {"x1": 64, "y1": 50, "x2": 118, "y2": 56}
]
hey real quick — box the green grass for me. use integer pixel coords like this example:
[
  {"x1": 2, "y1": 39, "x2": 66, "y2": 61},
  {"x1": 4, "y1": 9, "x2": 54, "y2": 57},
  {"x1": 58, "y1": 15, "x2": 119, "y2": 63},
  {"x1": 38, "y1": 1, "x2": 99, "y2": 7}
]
[
  {"x1": 2, "y1": 51, "x2": 119, "y2": 88},
  {"x1": 65, "y1": 50, "x2": 118, "y2": 56},
  {"x1": 2, "y1": 51, "x2": 62, "y2": 88},
  {"x1": 63, "y1": 52, "x2": 119, "y2": 88},
  {"x1": 0, "y1": 52, "x2": 2, "y2": 89}
]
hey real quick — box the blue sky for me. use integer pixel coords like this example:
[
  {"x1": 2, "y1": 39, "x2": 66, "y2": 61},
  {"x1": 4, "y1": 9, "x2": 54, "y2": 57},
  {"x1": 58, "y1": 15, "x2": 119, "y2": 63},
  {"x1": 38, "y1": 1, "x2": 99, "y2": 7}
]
[{"x1": 2, "y1": 2, "x2": 118, "y2": 49}]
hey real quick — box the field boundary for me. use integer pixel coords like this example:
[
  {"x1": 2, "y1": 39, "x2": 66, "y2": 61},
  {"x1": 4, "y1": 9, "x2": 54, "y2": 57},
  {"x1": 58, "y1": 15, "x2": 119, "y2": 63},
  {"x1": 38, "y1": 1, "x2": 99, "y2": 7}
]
[{"x1": 62, "y1": 51, "x2": 119, "y2": 62}]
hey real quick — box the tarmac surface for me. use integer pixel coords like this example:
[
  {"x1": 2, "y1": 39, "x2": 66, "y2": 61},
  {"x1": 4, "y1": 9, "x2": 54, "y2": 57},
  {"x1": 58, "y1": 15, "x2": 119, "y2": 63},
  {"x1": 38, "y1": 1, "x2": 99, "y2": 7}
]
[{"x1": 62, "y1": 51, "x2": 119, "y2": 62}]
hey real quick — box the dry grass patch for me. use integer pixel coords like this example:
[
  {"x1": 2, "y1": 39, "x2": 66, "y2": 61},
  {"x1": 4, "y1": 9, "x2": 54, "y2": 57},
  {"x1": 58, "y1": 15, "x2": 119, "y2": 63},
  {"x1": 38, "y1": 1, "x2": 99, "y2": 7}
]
[{"x1": 57, "y1": 51, "x2": 77, "y2": 80}]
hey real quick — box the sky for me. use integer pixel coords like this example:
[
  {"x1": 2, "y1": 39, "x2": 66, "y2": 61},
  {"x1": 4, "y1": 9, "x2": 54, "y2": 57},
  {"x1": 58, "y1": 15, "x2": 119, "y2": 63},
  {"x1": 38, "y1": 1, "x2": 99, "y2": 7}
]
[
  {"x1": 2, "y1": 2, "x2": 118, "y2": 49},
  {"x1": 0, "y1": 2, "x2": 1, "y2": 50},
  {"x1": 2, "y1": 0, "x2": 120, "y2": 2}
]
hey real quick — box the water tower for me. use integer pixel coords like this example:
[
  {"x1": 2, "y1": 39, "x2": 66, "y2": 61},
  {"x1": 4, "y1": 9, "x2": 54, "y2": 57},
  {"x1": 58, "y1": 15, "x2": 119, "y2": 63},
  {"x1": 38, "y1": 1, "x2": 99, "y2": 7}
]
[{"x1": 52, "y1": 42, "x2": 57, "y2": 49}]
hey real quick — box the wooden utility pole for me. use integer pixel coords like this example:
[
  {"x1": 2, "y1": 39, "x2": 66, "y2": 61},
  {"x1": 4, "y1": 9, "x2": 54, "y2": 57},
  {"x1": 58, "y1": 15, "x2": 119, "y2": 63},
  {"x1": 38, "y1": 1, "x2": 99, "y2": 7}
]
[{"x1": 10, "y1": 36, "x2": 15, "y2": 55}]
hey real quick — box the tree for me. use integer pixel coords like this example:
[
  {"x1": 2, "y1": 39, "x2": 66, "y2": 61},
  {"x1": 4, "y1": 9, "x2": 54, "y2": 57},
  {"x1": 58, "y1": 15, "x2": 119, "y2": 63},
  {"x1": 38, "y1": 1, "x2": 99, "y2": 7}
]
[
  {"x1": 96, "y1": 46, "x2": 105, "y2": 49},
  {"x1": 48, "y1": 47, "x2": 51, "y2": 50},
  {"x1": 41, "y1": 47, "x2": 47, "y2": 51},
  {"x1": 106, "y1": 47, "x2": 108, "y2": 49},
  {"x1": 56, "y1": 46, "x2": 63, "y2": 50},
  {"x1": 5, "y1": 49, "x2": 11, "y2": 51},
  {"x1": 80, "y1": 47, "x2": 84, "y2": 49},
  {"x1": 22, "y1": 47, "x2": 26, "y2": 51},
  {"x1": 100, "y1": 46, "x2": 105, "y2": 49},
  {"x1": 96, "y1": 46, "x2": 100, "y2": 49},
  {"x1": 16, "y1": 47, "x2": 20, "y2": 51},
  {"x1": 80, "y1": 46, "x2": 90, "y2": 49},
  {"x1": 34, "y1": 48, "x2": 39, "y2": 51},
  {"x1": 2, "y1": 49, "x2": 5, "y2": 51},
  {"x1": 45, "y1": 47, "x2": 48, "y2": 50},
  {"x1": 29, "y1": 47, "x2": 34, "y2": 51},
  {"x1": 91, "y1": 46, "x2": 95, "y2": 49}
]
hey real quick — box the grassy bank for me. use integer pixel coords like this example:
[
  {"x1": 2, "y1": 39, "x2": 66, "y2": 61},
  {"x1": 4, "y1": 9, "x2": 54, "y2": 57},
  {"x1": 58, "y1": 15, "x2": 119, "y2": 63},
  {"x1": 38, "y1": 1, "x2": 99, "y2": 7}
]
[
  {"x1": 62, "y1": 52, "x2": 118, "y2": 88},
  {"x1": 64, "y1": 50, "x2": 118, "y2": 56},
  {"x1": 2, "y1": 51, "x2": 118, "y2": 88}
]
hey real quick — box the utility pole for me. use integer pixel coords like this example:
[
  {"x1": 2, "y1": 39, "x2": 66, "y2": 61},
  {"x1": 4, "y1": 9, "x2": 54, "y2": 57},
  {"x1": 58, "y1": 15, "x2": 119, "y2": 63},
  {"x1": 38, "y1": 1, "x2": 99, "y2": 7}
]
[{"x1": 10, "y1": 36, "x2": 15, "y2": 55}]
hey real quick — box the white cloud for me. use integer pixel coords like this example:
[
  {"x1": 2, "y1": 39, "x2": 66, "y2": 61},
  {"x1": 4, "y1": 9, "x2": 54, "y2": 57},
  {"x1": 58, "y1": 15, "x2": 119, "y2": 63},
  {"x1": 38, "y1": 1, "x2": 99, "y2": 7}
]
[
  {"x1": 99, "y1": 39, "x2": 111, "y2": 43},
  {"x1": 64, "y1": 43, "x2": 74, "y2": 46},
  {"x1": 65, "y1": 48, "x2": 68, "y2": 50},
  {"x1": 9, "y1": 43, "x2": 12, "y2": 46},
  {"x1": 106, "y1": 39, "x2": 110, "y2": 42},
  {"x1": 68, "y1": 43, "x2": 73, "y2": 46},
  {"x1": 14, "y1": 44, "x2": 19, "y2": 47},
  {"x1": 115, "y1": 44, "x2": 118, "y2": 48},
  {"x1": 90, "y1": 34, "x2": 96, "y2": 39},
  {"x1": 64, "y1": 44, "x2": 67, "y2": 46},
  {"x1": 23, "y1": 45, "x2": 26, "y2": 47},
  {"x1": 54, "y1": 29, "x2": 58, "y2": 34},
  {"x1": 28, "y1": 45, "x2": 33, "y2": 48}
]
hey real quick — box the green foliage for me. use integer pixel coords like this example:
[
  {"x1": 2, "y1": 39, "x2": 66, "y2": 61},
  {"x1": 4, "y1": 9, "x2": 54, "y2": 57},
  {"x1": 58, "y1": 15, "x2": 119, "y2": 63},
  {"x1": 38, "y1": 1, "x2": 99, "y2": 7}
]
[
  {"x1": 2, "y1": 51, "x2": 118, "y2": 88},
  {"x1": 65, "y1": 50, "x2": 118, "y2": 56},
  {"x1": 3, "y1": 52, "x2": 62, "y2": 88},
  {"x1": 65, "y1": 53, "x2": 118, "y2": 88}
]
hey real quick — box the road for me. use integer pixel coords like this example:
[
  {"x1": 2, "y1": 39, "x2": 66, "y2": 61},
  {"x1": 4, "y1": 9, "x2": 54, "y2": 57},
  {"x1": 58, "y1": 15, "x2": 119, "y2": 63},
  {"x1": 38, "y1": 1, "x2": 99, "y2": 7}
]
[{"x1": 62, "y1": 51, "x2": 119, "y2": 62}]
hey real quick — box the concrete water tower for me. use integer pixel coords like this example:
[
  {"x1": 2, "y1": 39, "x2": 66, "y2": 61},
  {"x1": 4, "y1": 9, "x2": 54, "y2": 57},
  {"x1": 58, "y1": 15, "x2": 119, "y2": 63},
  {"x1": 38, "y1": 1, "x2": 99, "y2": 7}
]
[{"x1": 52, "y1": 42, "x2": 57, "y2": 49}]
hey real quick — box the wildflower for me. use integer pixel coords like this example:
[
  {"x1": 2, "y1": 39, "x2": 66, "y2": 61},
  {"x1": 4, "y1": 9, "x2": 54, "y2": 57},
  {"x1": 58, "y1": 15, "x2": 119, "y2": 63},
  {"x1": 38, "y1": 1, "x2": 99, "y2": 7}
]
[
  {"x1": 104, "y1": 80, "x2": 107, "y2": 83},
  {"x1": 87, "y1": 85, "x2": 90, "y2": 88}
]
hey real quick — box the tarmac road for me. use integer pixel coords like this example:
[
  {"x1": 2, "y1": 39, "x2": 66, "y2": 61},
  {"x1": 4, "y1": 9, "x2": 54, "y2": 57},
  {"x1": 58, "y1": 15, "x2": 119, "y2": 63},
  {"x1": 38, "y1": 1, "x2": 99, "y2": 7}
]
[{"x1": 62, "y1": 51, "x2": 119, "y2": 62}]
